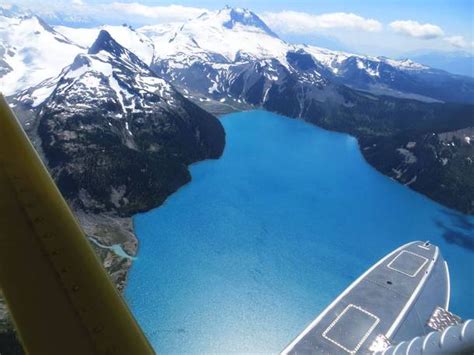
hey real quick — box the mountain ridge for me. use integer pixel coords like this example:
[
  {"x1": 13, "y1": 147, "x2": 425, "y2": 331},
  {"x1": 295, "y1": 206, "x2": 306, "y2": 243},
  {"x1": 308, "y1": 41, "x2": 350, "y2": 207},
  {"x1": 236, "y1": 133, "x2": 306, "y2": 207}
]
[
  {"x1": 31, "y1": 29, "x2": 225, "y2": 213},
  {"x1": 5, "y1": 7, "x2": 474, "y2": 216}
]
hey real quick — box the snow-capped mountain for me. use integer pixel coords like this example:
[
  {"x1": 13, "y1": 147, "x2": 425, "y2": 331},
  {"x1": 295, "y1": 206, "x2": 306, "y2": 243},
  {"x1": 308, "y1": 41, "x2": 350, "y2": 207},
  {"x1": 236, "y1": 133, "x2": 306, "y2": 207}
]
[
  {"x1": 149, "y1": 6, "x2": 287, "y2": 64},
  {"x1": 15, "y1": 30, "x2": 225, "y2": 214},
  {"x1": 143, "y1": 7, "x2": 323, "y2": 109},
  {"x1": 34, "y1": 30, "x2": 175, "y2": 114},
  {"x1": 142, "y1": 7, "x2": 474, "y2": 106},
  {"x1": 137, "y1": 22, "x2": 181, "y2": 44},
  {"x1": 55, "y1": 24, "x2": 155, "y2": 65},
  {"x1": 0, "y1": 12, "x2": 83, "y2": 95},
  {"x1": 405, "y1": 50, "x2": 474, "y2": 78},
  {"x1": 310, "y1": 49, "x2": 474, "y2": 103},
  {"x1": 5, "y1": 6, "x2": 473, "y2": 105}
]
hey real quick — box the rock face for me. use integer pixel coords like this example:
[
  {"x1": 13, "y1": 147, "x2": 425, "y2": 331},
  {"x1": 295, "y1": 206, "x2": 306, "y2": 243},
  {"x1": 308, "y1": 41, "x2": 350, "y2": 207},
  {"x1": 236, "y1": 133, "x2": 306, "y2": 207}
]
[
  {"x1": 361, "y1": 128, "x2": 474, "y2": 214},
  {"x1": 30, "y1": 30, "x2": 225, "y2": 215}
]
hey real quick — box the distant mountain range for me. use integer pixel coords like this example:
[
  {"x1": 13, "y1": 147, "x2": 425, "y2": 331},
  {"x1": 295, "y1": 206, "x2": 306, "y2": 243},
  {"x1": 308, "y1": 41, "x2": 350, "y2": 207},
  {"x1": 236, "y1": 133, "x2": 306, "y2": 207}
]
[
  {"x1": 401, "y1": 50, "x2": 474, "y2": 78},
  {"x1": 3, "y1": 6, "x2": 474, "y2": 104},
  {"x1": 1, "y1": 5, "x2": 473, "y2": 214}
]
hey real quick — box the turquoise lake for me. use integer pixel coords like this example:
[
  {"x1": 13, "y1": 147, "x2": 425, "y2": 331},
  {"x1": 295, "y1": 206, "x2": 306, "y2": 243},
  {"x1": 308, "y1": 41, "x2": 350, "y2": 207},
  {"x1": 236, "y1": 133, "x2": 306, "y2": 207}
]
[{"x1": 125, "y1": 110, "x2": 474, "y2": 354}]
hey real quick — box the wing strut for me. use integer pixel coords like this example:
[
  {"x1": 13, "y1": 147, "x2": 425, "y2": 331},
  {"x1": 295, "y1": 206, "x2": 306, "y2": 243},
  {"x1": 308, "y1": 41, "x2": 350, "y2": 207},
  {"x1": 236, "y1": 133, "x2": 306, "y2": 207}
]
[{"x1": 0, "y1": 94, "x2": 154, "y2": 354}]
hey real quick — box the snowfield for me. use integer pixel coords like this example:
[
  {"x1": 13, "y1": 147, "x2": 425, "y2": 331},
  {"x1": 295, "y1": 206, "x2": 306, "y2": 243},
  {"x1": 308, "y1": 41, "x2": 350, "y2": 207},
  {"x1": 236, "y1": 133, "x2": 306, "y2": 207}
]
[
  {"x1": 0, "y1": 5, "x2": 458, "y2": 105},
  {"x1": 0, "y1": 15, "x2": 83, "y2": 95},
  {"x1": 55, "y1": 25, "x2": 155, "y2": 65}
]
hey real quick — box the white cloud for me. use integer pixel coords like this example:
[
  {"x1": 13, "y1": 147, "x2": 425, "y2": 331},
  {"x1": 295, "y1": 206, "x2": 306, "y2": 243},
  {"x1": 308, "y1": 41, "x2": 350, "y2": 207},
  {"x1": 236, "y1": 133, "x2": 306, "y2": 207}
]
[
  {"x1": 71, "y1": 0, "x2": 84, "y2": 6},
  {"x1": 262, "y1": 11, "x2": 382, "y2": 33},
  {"x1": 106, "y1": 2, "x2": 206, "y2": 22},
  {"x1": 389, "y1": 20, "x2": 473, "y2": 51},
  {"x1": 444, "y1": 35, "x2": 474, "y2": 49},
  {"x1": 389, "y1": 20, "x2": 444, "y2": 39}
]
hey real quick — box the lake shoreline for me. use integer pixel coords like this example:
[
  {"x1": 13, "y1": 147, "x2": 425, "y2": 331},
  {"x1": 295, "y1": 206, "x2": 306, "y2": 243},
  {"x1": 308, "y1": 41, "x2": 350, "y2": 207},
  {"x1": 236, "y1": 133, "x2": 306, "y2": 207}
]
[
  {"x1": 125, "y1": 110, "x2": 474, "y2": 353},
  {"x1": 210, "y1": 105, "x2": 473, "y2": 216}
]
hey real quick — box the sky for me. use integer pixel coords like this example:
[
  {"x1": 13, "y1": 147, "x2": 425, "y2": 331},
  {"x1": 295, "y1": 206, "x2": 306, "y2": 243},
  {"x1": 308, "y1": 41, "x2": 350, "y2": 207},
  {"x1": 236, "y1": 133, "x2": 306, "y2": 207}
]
[{"x1": 5, "y1": 0, "x2": 474, "y2": 57}]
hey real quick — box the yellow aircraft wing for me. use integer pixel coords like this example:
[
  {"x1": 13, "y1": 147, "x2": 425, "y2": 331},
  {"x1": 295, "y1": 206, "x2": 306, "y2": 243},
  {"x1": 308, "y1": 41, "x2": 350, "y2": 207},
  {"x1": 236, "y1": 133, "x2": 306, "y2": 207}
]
[{"x1": 0, "y1": 94, "x2": 154, "y2": 354}]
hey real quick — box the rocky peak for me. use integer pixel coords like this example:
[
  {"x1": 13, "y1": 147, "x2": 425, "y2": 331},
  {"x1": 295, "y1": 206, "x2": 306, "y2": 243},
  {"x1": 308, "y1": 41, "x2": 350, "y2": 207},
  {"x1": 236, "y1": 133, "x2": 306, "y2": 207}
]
[
  {"x1": 89, "y1": 30, "x2": 126, "y2": 57},
  {"x1": 220, "y1": 6, "x2": 278, "y2": 37}
]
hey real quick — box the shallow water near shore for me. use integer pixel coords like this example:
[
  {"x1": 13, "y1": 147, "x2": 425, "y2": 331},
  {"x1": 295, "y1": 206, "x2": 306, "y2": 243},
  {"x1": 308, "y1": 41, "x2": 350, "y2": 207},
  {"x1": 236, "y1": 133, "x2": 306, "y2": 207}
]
[{"x1": 125, "y1": 110, "x2": 474, "y2": 354}]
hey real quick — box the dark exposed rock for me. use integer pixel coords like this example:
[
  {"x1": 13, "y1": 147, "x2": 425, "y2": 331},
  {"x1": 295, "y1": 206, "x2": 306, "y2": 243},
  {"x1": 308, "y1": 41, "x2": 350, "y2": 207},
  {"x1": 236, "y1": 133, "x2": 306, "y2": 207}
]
[{"x1": 35, "y1": 31, "x2": 225, "y2": 216}]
